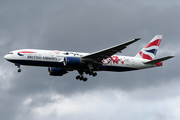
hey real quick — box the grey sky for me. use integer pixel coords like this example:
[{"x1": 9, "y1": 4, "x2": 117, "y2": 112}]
[{"x1": 0, "y1": 0, "x2": 179, "y2": 120}]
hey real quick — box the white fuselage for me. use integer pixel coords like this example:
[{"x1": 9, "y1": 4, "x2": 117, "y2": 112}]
[
  {"x1": 4, "y1": 35, "x2": 173, "y2": 81},
  {"x1": 4, "y1": 49, "x2": 158, "y2": 72}
]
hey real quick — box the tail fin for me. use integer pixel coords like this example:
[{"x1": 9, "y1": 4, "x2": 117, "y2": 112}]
[{"x1": 135, "y1": 35, "x2": 162, "y2": 60}]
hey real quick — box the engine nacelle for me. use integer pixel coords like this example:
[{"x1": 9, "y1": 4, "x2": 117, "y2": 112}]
[
  {"x1": 48, "y1": 67, "x2": 67, "y2": 76},
  {"x1": 63, "y1": 57, "x2": 81, "y2": 66}
]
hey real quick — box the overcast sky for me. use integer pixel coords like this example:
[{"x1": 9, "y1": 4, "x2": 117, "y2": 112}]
[{"x1": 0, "y1": 0, "x2": 180, "y2": 120}]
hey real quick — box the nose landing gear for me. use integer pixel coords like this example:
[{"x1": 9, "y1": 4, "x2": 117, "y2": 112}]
[{"x1": 15, "y1": 63, "x2": 22, "y2": 73}]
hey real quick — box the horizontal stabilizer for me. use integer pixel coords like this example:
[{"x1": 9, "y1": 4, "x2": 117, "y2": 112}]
[{"x1": 144, "y1": 56, "x2": 174, "y2": 64}]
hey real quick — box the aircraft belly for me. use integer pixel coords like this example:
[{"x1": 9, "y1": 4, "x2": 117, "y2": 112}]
[
  {"x1": 7, "y1": 59, "x2": 64, "y2": 67},
  {"x1": 100, "y1": 65, "x2": 138, "y2": 72}
]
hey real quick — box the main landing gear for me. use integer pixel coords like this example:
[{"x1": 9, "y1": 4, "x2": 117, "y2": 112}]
[
  {"x1": 15, "y1": 63, "x2": 22, "y2": 73},
  {"x1": 76, "y1": 70, "x2": 97, "y2": 82},
  {"x1": 76, "y1": 71, "x2": 88, "y2": 82},
  {"x1": 76, "y1": 75, "x2": 87, "y2": 82},
  {"x1": 87, "y1": 71, "x2": 97, "y2": 77}
]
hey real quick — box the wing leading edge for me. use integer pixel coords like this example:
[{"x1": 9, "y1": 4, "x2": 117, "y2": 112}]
[{"x1": 82, "y1": 38, "x2": 141, "y2": 62}]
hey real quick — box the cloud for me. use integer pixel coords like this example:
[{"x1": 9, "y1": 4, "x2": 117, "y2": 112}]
[
  {"x1": 0, "y1": 0, "x2": 179, "y2": 120},
  {"x1": 11, "y1": 83, "x2": 180, "y2": 120}
]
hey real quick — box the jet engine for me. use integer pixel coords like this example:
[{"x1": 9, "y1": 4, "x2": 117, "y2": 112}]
[
  {"x1": 48, "y1": 67, "x2": 67, "y2": 76},
  {"x1": 63, "y1": 57, "x2": 81, "y2": 66}
]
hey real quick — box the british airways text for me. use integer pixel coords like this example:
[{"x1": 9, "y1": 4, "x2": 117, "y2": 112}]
[{"x1": 27, "y1": 55, "x2": 58, "y2": 61}]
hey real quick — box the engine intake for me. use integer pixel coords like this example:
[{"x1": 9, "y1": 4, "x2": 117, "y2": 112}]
[
  {"x1": 63, "y1": 57, "x2": 81, "y2": 66},
  {"x1": 48, "y1": 67, "x2": 67, "y2": 76}
]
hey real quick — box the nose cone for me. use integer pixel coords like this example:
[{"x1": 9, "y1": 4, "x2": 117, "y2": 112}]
[
  {"x1": 4, "y1": 54, "x2": 8, "y2": 60},
  {"x1": 4, "y1": 54, "x2": 10, "y2": 60}
]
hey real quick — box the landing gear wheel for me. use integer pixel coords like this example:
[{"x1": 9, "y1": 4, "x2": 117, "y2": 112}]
[
  {"x1": 92, "y1": 72, "x2": 97, "y2": 77},
  {"x1": 80, "y1": 77, "x2": 83, "y2": 81},
  {"x1": 18, "y1": 69, "x2": 21, "y2": 73},
  {"x1": 83, "y1": 77, "x2": 88, "y2": 82},
  {"x1": 76, "y1": 75, "x2": 80, "y2": 80}
]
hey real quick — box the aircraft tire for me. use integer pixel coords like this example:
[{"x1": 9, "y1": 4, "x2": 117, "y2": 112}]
[
  {"x1": 83, "y1": 78, "x2": 87, "y2": 82},
  {"x1": 18, "y1": 69, "x2": 21, "y2": 73},
  {"x1": 76, "y1": 75, "x2": 80, "y2": 80},
  {"x1": 92, "y1": 72, "x2": 97, "y2": 77},
  {"x1": 80, "y1": 77, "x2": 83, "y2": 81}
]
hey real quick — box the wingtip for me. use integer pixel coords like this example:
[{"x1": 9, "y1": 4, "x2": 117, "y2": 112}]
[
  {"x1": 135, "y1": 38, "x2": 141, "y2": 40},
  {"x1": 169, "y1": 56, "x2": 175, "y2": 58}
]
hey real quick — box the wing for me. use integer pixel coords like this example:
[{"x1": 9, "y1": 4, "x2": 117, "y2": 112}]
[{"x1": 82, "y1": 38, "x2": 141, "y2": 63}]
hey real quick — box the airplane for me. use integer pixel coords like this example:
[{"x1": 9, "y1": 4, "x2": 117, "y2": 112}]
[{"x1": 4, "y1": 35, "x2": 174, "y2": 82}]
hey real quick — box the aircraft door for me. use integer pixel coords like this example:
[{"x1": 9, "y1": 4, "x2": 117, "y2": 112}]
[{"x1": 131, "y1": 59, "x2": 135, "y2": 66}]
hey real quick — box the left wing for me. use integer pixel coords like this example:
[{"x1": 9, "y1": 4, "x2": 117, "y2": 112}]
[{"x1": 82, "y1": 38, "x2": 141, "y2": 62}]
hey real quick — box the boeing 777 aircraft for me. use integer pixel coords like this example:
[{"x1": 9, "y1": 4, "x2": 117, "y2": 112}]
[{"x1": 4, "y1": 35, "x2": 174, "y2": 82}]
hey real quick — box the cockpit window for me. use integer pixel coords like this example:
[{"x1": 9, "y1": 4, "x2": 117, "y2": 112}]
[{"x1": 8, "y1": 52, "x2": 13, "y2": 54}]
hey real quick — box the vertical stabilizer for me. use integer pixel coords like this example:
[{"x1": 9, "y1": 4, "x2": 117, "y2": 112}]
[{"x1": 135, "y1": 35, "x2": 162, "y2": 60}]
